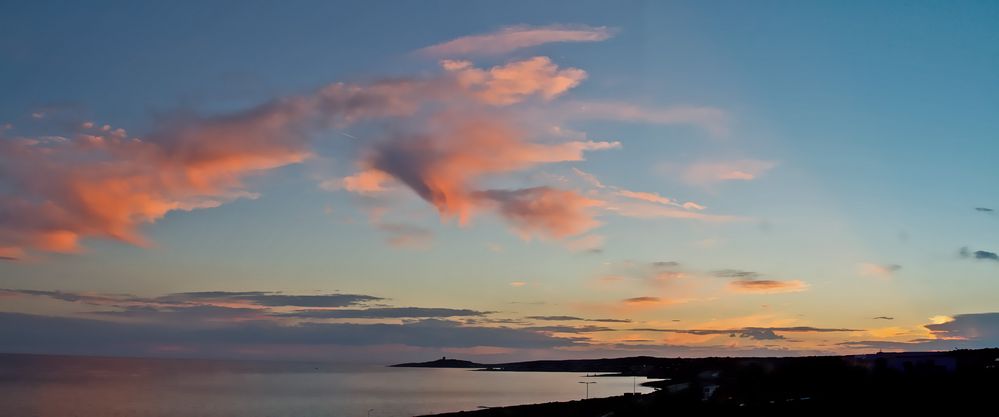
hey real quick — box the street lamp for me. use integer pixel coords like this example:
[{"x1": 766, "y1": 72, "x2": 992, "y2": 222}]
[{"x1": 578, "y1": 381, "x2": 597, "y2": 399}]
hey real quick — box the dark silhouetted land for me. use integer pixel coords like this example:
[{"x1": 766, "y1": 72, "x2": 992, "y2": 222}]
[{"x1": 404, "y1": 348, "x2": 999, "y2": 415}]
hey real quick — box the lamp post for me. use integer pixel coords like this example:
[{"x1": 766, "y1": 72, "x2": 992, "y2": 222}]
[{"x1": 579, "y1": 381, "x2": 597, "y2": 399}]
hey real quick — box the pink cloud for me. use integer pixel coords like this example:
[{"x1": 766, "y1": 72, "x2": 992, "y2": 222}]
[
  {"x1": 0, "y1": 78, "x2": 431, "y2": 256},
  {"x1": 442, "y1": 57, "x2": 587, "y2": 105},
  {"x1": 2, "y1": 48, "x2": 731, "y2": 258},
  {"x1": 351, "y1": 113, "x2": 614, "y2": 237},
  {"x1": 417, "y1": 24, "x2": 614, "y2": 57},
  {"x1": 617, "y1": 189, "x2": 673, "y2": 205}
]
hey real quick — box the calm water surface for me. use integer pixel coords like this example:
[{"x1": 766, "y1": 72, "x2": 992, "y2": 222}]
[{"x1": 0, "y1": 354, "x2": 656, "y2": 417}]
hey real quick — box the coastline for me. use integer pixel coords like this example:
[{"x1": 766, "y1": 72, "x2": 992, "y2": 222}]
[{"x1": 405, "y1": 348, "x2": 998, "y2": 415}]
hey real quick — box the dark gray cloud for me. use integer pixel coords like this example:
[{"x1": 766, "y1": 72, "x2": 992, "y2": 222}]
[
  {"x1": 975, "y1": 207, "x2": 994, "y2": 213},
  {"x1": 630, "y1": 326, "x2": 860, "y2": 341},
  {"x1": 712, "y1": 269, "x2": 761, "y2": 279},
  {"x1": 461, "y1": 317, "x2": 529, "y2": 325},
  {"x1": 872, "y1": 316, "x2": 895, "y2": 320},
  {"x1": 959, "y1": 247, "x2": 999, "y2": 262},
  {"x1": 520, "y1": 325, "x2": 615, "y2": 333},
  {"x1": 926, "y1": 312, "x2": 999, "y2": 340},
  {"x1": 0, "y1": 288, "x2": 142, "y2": 305},
  {"x1": 623, "y1": 296, "x2": 660, "y2": 303},
  {"x1": 0, "y1": 288, "x2": 384, "y2": 308},
  {"x1": 91, "y1": 305, "x2": 265, "y2": 322},
  {"x1": 526, "y1": 315, "x2": 586, "y2": 321},
  {"x1": 841, "y1": 312, "x2": 999, "y2": 351},
  {"x1": 0, "y1": 312, "x2": 579, "y2": 358},
  {"x1": 281, "y1": 307, "x2": 490, "y2": 319},
  {"x1": 524, "y1": 315, "x2": 631, "y2": 323},
  {"x1": 651, "y1": 261, "x2": 680, "y2": 268},
  {"x1": 159, "y1": 291, "x2": 383, "y2": 307}
]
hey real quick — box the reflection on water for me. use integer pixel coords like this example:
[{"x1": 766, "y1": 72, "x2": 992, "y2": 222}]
[{"x1": 0, "y1": 354, "x2": 655, "y2": 417}]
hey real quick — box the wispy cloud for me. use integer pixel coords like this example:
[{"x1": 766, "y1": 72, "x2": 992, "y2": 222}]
[
  {"x1": 376, "y1": 222, "x2": 433, "y2": 249},
  {"x1": 281, "y1": 307, "x2": 489, "y2": 319},
  {"x1": 680, "y1": 159, "x2": 776, "y2": 185},
  {"x1": 632, "y1": 326, "x2": 860, "y2": 341},
  {"x1": 525, "y1": 315, "x2": 631, "y2": 323},
  {"x1": 559, "y1": 100, "x2": 729, "y2": 136},
  {"x1": 1, "y1": 288, "x2": 384, "y2": 309},
  {"x1": 417, "y1": 24, "x2": 614, "y2": 57},
  {"x1": 858, "y1": 262, "x2": 902, "y2": 279},
  {"x1": 568, "y1": 168, "x2": 739, "y2": 223},
  {"x1": 712, "y1": 269, "x2": 762, "y2": 279},
  {"x1": 727, "y1": 279, "x2": 808, "y2": 294},
  {"x1": 563, "y1": 234, "x2": 605, "y2": 253}
]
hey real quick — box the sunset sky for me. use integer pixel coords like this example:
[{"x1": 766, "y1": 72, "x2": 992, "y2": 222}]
[{"x1": 1, "y1": 1, "x2": 997, "y2": 362}]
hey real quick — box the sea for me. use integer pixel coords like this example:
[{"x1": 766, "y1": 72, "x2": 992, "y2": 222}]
[{"x1": 0, "y1": 354, "x2": 656, "y2": 417}]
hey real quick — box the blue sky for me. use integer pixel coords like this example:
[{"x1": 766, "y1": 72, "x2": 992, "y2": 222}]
[{"x1": 1, "y1": 1, "x2": 997, "y2": 361}]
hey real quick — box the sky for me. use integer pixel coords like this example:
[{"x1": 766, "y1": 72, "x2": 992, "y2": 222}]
[{"x1": 1, "y1": 0, "x2": 997, "y2": 363}]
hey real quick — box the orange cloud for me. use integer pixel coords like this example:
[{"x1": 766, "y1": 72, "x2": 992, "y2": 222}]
[
  {"x1": 727, "y1": 279, "x2": 808, "y2": 294},
  {"x1": 0, "y1": 116, "x2": 310, "y2": 254},
  {"x1": 335, "y1": 169, "x2": 392, "y2": 194},
  {"x1": 417, "y1": 24, "x2": 614, "y2": 57}
]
